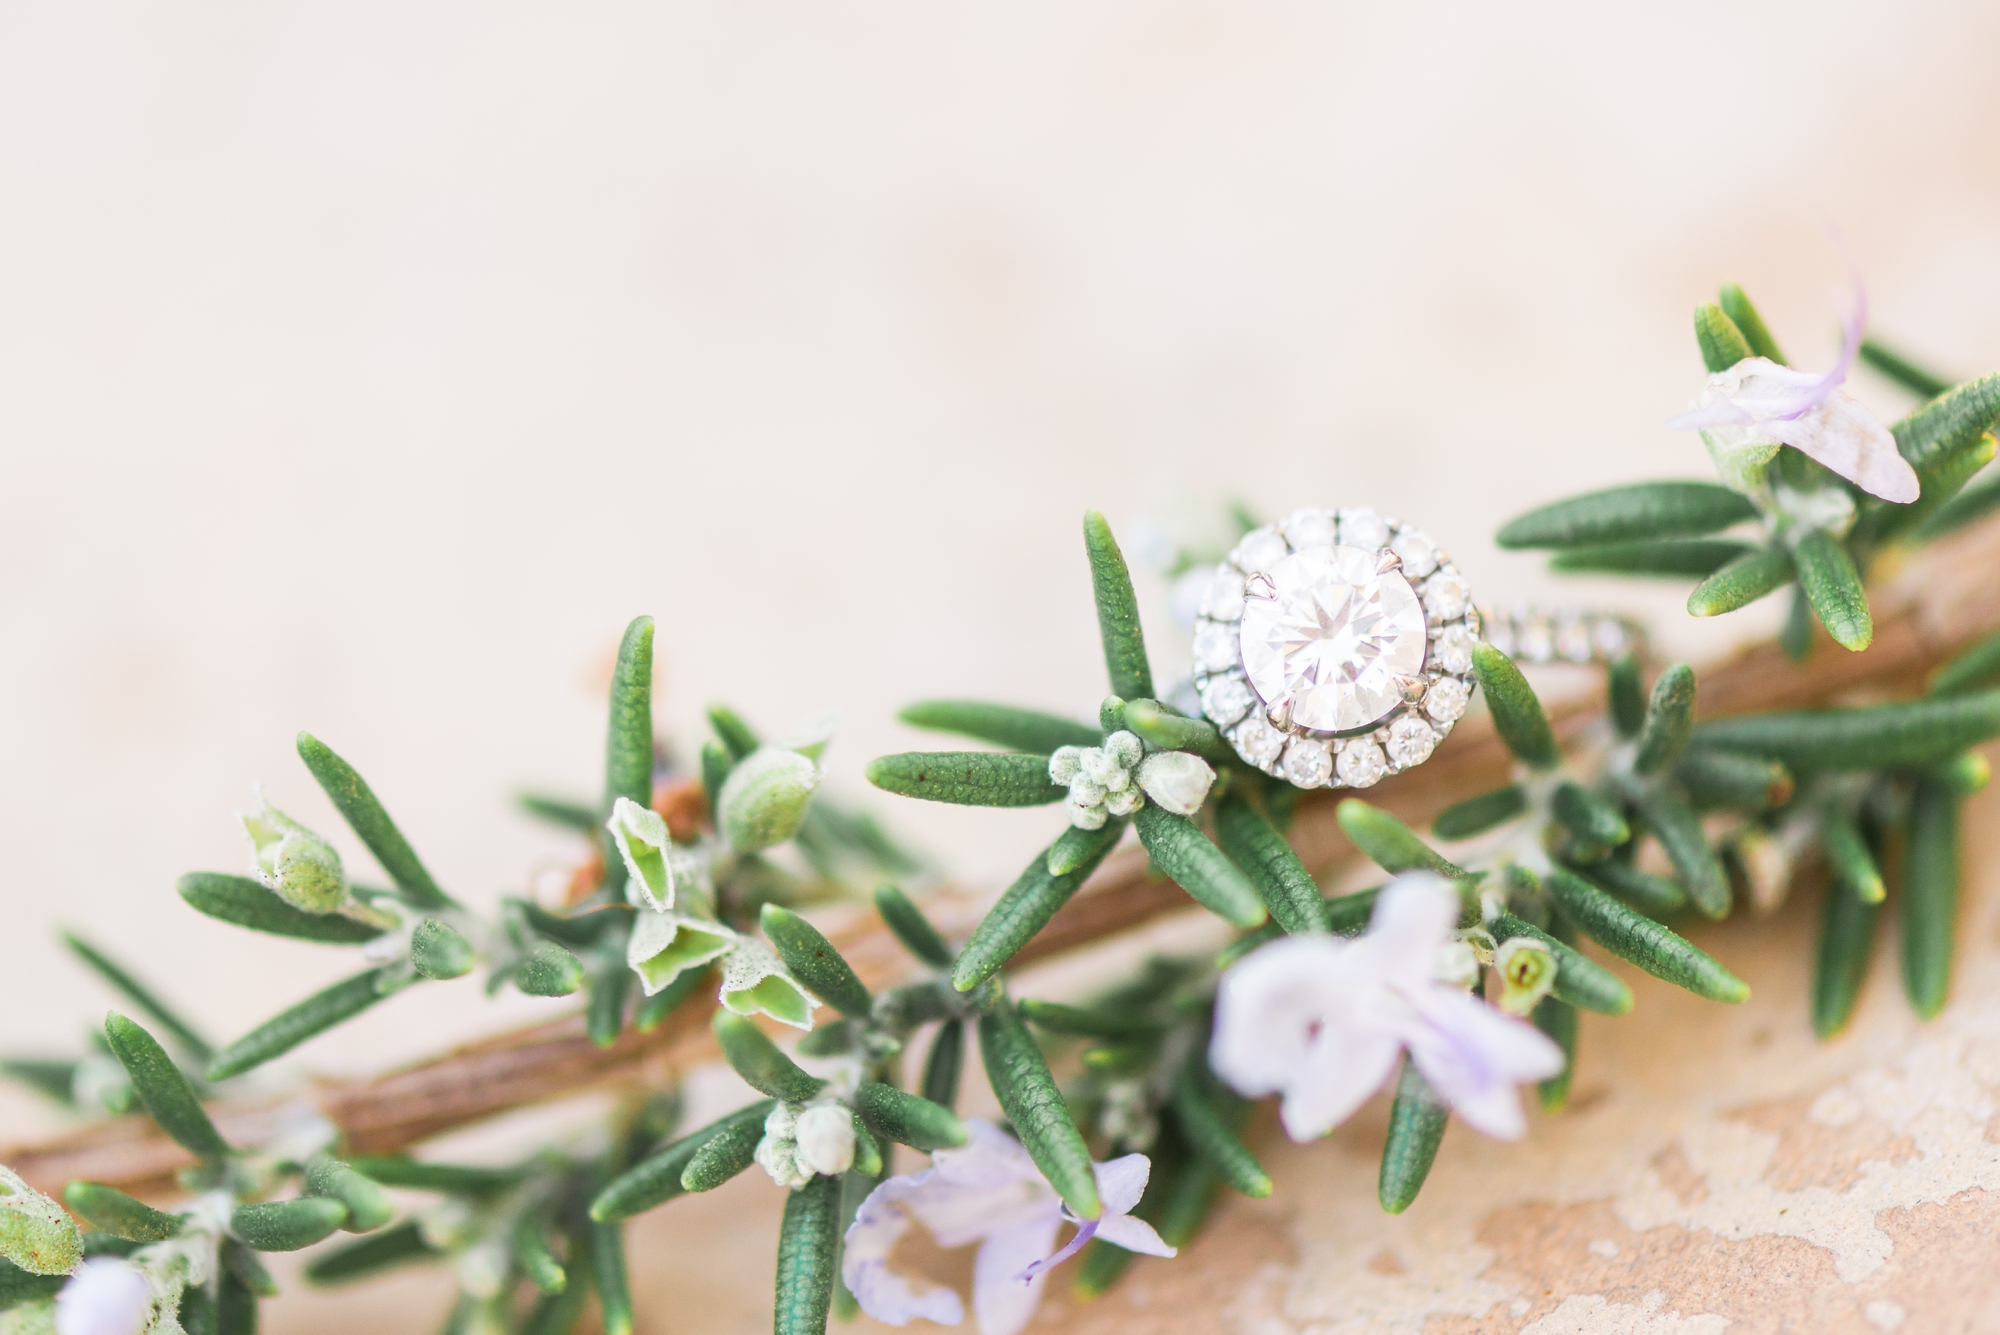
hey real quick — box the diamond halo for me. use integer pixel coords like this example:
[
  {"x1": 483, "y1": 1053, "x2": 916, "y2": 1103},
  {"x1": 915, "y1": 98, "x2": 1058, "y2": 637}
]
[{"x1": 1190, "y1": 506, "x2": 1481, "y2": 790}]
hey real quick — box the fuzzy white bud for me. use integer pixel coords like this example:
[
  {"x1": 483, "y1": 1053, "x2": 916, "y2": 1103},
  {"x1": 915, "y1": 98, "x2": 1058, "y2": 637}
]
[
  {"x1": 239, "y1": 788, "x2": 350, "y2": 916},
  {"x1": 793, "y1": 1105, "x2": 856, "y2": 1178},
  {"x1": 1135, "y1": 751, "x2": 1216, "y2": 816},
  {"x1": 717, "y1": 749, "x2": 820, "y2": 854}
]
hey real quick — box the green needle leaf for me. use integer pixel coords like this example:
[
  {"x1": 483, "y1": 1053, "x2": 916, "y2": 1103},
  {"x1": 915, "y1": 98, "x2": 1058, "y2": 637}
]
[
  {"x1": 864, "y1": 752, "x2": 1065, "y2": 807},
  {"x1": 896, "y1": 701, "x2": 1101, "y2": 754},
  {"x1": 711, "y1": 1013, "x2": 825, "y2": 1103},
  {"x1": 62, "y1": 1183, "x2": 184, "y2": 1243},
  {"x1": 1686, "y1": 545, "x2": 1794, "y2": 618},
  {"x1": 1169, "y1": 1068, "x2": 1270, "y2": 1199},
  {"x1": 1335, "y1": 800, "x2": 1469, "y2": 880},
  {"x1": 1047, "y1": 819, "x2": 1128, "y2": 876},
  {"x1": 760, "y1": 905, "x2": 872, "y2": 1019},
  {"x1": 591, "y1": 1218, "x2": 634, "y2": 1335},
  {"x1": 231, "y1": 1198, "x2": 349, "y2": 1252},
  {"x1": 1820, "y1": 805, "x2": 1885, "y2": 904},
  {"x1": 586, "y1": 955, "x2": 633, "y2": 1050},
  {"x1": 1432, "y1": 786, "x2": 1528, "y2": 840},
  {"x1": 1083, "y1": 511, "x2": 1154, "y2": 701},
  {"x1": 1779, "y1": 584, "x2": 1814, "y2": 662},
  {"x1": 303, "y1": 1157, "x2": 394, "y2": 1234},
  {"x1": 590, "y1": 1101, "x2": 776, "y2": 1219},
  {"x1": 707, "y1": 706, "x2": 761, "y2": 761},
  {"x1": 1543, "y1": 868, "x2": 1747, "y2": 1002},
  {"x1": 514, "y1": 943, "x2": 585, "y2": 997},
  {"x1": 1213, "y1": 793, "x2": 1331, "y2": 935},
  {"x1": 296, "y1": 732, "x2": 453, "y2": 910},
  {"x1": 103, "y1": 1012, "x2": 230, "y2": 1159},
  {"x1": 1132, "y1": 806, "x2": 1268, "y2": 928},
  {"x1": 921, "y1": 1020, "x2": 966, "y2": 1111},
  {"x1": 1608, "y1": 654, "x2": 1645, "y2": 738},
  {"x1": 1549, "y1": 782, "x2": 1629, "y2": 848},
  {"x1": 1497, "y1": 482, "x2": 1758, "y2": 550},
  {"x1": 1859, "y1": 337, "x2": 1953, "y2": 399},
  {"x1": 1488, "y1": 911, "x2": 1634, "y2": 1015},
  {"x1": 1571, "y1": 860, "x2": 1687, "y2": 918},
  {"x1": 1693, "y1": 301, "x2": 1754, "y2": 373},
  {"x1": 301, "y1": 1221, "x2": 440, "y2": 1286},
  {"x1": 1687, "y1": 690, "x2": 2000, "y2": 772},
  {"x1": 341, "y1": 1158, "x2": 523, "y2": 1196},
  {"x1": 872, "y1": 884, "x2": 956, "y2": 970},
  {"x1": 1120, "y1": 699, "x2": 1230, "y2": 762},
  {"x1": 515, "y1": 793, "x2": 600, "y2": 833},
  {"x1": 1929, "y1": 629, "x2": 2000, "y2": 697},
  {"x1": 1630, "y1": 784, "x2": 1730, "y2": 920},
  {"x1": 1890, "y1": 372, "x2": 2000, "y2": 473},
  {"x1": 1154, "y1": 1153, "x2": 1222, "y2": 1250},
  {"x1": 207, "y1": 968, "x2": 400, "y2": 1080},
  {"x1": 601, "y1": 617, "x2": 656, "y2": 896},
  {"x1": 62, "y1": 934, "x2": 212, "y2": 1062},
  {"x1": 1471, "y1": 644, "x2": 1559, "y2": 770},
  {"x1": 951, "y1": 824, "x2": 1126, "y2": 991},
  {"x1": 1533, "y1": 994, "x2": 1578, "y2": 1112},
  {"x1": 1813, "y1": 875, "x2": 1882, "y2": 1040},
  {"x1": 1901, "y1": 778, "x2": 1960, "y2": 1021},
  {"x1": 409, "y1": 919, "x2": 475, "y2": 981},
  {"x1": 853, "y1": 1080, "x2": 968, "y2": 1151},
  {"x1": 1549, "y1": 539, "x2": 1750, "y2": 578},
  {"x1": 177, "y1": 874, "x2": 385, "y2": 945},
  {"x1": 978, "y1": 1004, "x2": 1100, "y2": 1219},
  {"x1": 1913, "y1": 467, "x2": 2000, "y2": 542},
  {"x1": 1377, "y1": 1058, "x2": 1448, "y2": 1215},
  {"x1": 680, "y1": 1108, "x2": 773, "y2": 1194},
  {"x1": 513, "y1": 1212, "x2": 567, "y2": 1295},
  {"x1": 1716, "y1": 284, "x2": 1784, "y2": 364},
  {"x1": 773, "y1": 1174, "x2": 841, "y2": 1335},
  {"x1": 1792, "y1": 530, "x2": 1872, "y2": 651},
  {"x1": 1672, "y1": 750, "x2": 1795, "y2": 811},
  {"x1": 1016, "y1": 999, "x2": 1159, "y2": 1039},
  {"x1": 1633, "y1": 663, "x2": 1698, "y2": 776},
  {"x1": 0, "y1": 1258, "x2": 68, "y2": 1306}
]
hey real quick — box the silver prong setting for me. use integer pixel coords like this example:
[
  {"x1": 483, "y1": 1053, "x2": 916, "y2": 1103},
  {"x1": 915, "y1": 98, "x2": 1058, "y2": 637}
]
[{"x1": 1376, "y1": 548, "x2": 1402, "y2": 575}]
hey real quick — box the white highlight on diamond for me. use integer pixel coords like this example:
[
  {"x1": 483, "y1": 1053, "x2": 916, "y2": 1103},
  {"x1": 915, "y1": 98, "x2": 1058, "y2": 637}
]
[
  {"x1": 1337, "y1": 508, "x2": 1390, "y2": 550},
  {"x1": 1435, "y1": 623, "x2": 1476, "y2": 675},
  {"x1": 1389, "y1": 530, "x2": 1439, "y2": 578},
  {"x1": 1386, "y1": 716, "x2": 1439, "y2": 768},
  {"x1": 1238, "y1": 545, "x2": 1428, "y2": 733},
  {"x1": 1229, "y1": 717, "x2": 1286, "y2": 771},
  {"x1": 1281, "y1": 738, "x2": 1333, "y2": 788},
  {"x1": 1200, "y1": 571, "x2": 1246, "y2": 621},
  {"x1": 1200, "y1": 675, "x2": 1254, "y2": 727},
  {"x1": 1337, "y1": 738, "x2": 1387, "y2": 788},
  {"x1": 1193, "y1": 620, "x2": 1238, "y2": 672},
  {"x1": 1231, "y1": 530, "x2": 1289, "y2": 574},
  {"x1": 1281, "y1": 508, "x2": 1336, "y2": 550},
  {"x1": 1422, "y1": 571, "x2": 1471, "y2": 622},
  {"x1": 1425, "y1": 676, "x2": 1470, "y2": 723}
]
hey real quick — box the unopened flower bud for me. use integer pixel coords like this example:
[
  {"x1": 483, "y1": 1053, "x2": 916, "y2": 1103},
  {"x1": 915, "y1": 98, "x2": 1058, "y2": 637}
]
[
  {"x1": 53, "y1": 1257, "x2": 151, "y2": 1335},
  {"x1": 607, "y1": 796, "x2": 677, "y2": 911},
  {"x1": 1104, "y1": 731, "x2": 1144, "y2": 769},
  {"x1": 1078, "y1": 747, "x2": 1122, "y2": 787},
  {"x1": 1135, "y1": 751, "x2": 1216, "y2": 816},
  {"x1": 717, "y1": 749, "x2": 820, "y2": 854},
  {"x1": 720, "y1": 940, "x2": 820, "y2": 1031},
  {"x1": 794, "y1": 1104, "x2": 856, "y2": 1177},
  {"x1": 408, "y1": 918, "x2": 475, "y2": 981},
  {"x1": 0, "y1": 1167, "x2": 83, "y2": 1277},
  {"x1": 1103, "y1": 786, "x2": 1144, "y2": 817},
  {"x1": 1064, "y1": 794, "x2": 1108, "y2": 831},
  {"x1": 457, "y1": 1239, "x2": 510, "y2": 1300},
  {"x1": 239, "y1": 790, "x2": 351, "y2": 918},
  {"x1": 1433, "y1": 939, "x2": 1480, "y2": 991},
  {"x1": 1493, "y1": 937, "x2": 1556, "y2": 1017},
  {"x1": 1048, "y1": 747, "x2": 1084, "y2": 784}
]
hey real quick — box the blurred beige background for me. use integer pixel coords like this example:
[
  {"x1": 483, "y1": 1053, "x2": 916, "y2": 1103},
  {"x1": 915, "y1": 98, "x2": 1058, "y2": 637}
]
[{"x1": 4, "y1": 1, "x2": 2000, "y2": 1330}]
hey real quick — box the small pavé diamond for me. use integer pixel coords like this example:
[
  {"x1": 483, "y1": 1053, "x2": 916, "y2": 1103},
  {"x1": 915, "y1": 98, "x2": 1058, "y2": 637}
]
[
  {"x1": 1229, "y1": 716, "x2": 1287, "y2": 771},
  {"x1": 1231, "y1": 530, "x2": 1289, "y2": 574},
  {"x1": 1518, "y1": 614, "x2": 1554, "y2": 663},
  {"x1": 1281, "y1": 508, "x2": 1336, "y2": 550},
  {"x1": 1593, "y1": 618, "x2": 1631, "y2": 659},
  {"x1": 1194, "y1": 620, "x2": 1239, "y2": 673},
  {"x1": 1485, "y1": 615, "x2": 1516, "y2": 658},
  {"x1": 1556, "y1": 616, "x2": 1593, "y2": 663},
  {"x1": 1422, "y1": 571, "x2": 1471, "y2": 622},
  {"x1": 1386, "y1": 716, "x2": 1438, "y2": 768},
  {"x1": 1336, "y1": 737, "x2": 1387, "y2": 788},
  {"x1": 1425, "y1": 675, "x2": 1470, "y2": 723},
  {"x1": 1200, "y1": 571, "x2": 1247, "y2": 621},
  {"x1": 1238, "y1": 545, "x2": 1428, "y2": 732},
  {"x1": 1390, "y1": 530, "x2": 1439, "y2": 578},
  {"x1": 1199, "y1": 674, "x2": 1255, "y2": 727},
  {"x1": 1436, "y1": 623, "x2": 1476, "y2": 675},
  {"x1": 1281, "y1": 737, "x2": 1333, "y2": 788},
  {"x1": 1337, "y1": 508, "x2": 1390, "y2": 550}
]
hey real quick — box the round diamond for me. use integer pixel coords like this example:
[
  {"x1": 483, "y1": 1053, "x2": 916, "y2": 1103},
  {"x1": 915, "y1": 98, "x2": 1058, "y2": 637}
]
[
  {"x1": 1237, "y1": 545, "x2": 1428, "y2": 733},
  {"x1": 1338, "y1": 508, "x2": 1390, "y2": 550},
  {"x1": 1336, "y1": 738, "x2": 1387, "y2": 788},
  {"x1": 1485, "y1": 615, "x2": 1517, "y2": 659},
  {"x1": 1200, "y1": 570, "x2": 1247, "y2": 622},
  {"x1": 1422, "y1": 571, "x2": 1471, "y2": 622},
  {"x1": 1425, "y1": 676, "x2": 1470, "y2": 723},
  {"x1": 1193, "y1": 620, "x2": 1239, "y2": 673},
  {"x1": 1386, "y1": 716, "x2": 1438, "y2": 768},
  {"x1": 1593, "y1": 618, "x2": 1631, "y2": 660},
  {"x1": 1390, "y1": 530, "x2": 1439, "y2": 579},
  {"x1": 1281, "y1": 508, "x2": 1336, "y2": 551},
  {"x1": 1435, "y1": 623, "x2": 1476, "y2": 675},
  {"x1": 1229, "y1": 716, "x2": 1286, "y2": 771},
  {"x1": 1518, "y1": 614, "x2": 1554, "y2": 663},
  {"x1": 1230, "y1": 529, "x2": 1289, "y2": 575},
  {"x1": 1199, "y1": 673, "x2": 1255, "y2": 727},
  {"x1": 1281, "y1": 737, "x2": 1333, "y2": 788}
]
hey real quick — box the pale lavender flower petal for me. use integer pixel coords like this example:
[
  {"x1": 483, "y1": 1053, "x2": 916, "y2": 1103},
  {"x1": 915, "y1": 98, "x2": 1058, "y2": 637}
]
[
  {"x1": 55, "y1": 1258, "x2": 152, "y2": 1335},
  {"x1": 1090, "y1": 1154, "x2": 1152, "y2": 1218},
  {"x1": 1354, "y1": 874, "x2": 1460, "y2": 984},
  {"x1": 1274, "y1": 1026, "x2": 1402, "y2": 1141},
  {"x1": 971, "y1": 1213, "x2": 1063, "y2": 1335},
  {"x1": 842, "y1": 1171, "x2": 970, "y2": 1328},
  {"x1": 1092, "y1": 1212, "x2": 1177, "y2": 1258},
  {"x1": 1208, "y1": 935, "x2": 1351, "y2": 1097},
  {"x1": 1014, "y1": 1219, "x2": 1096, "y2": 1283},
  {"x1": 1761, "y1": 392, "x2": 1917, "y2": 504},
  {"x1": 1402, "y1": 987, "x2": 1565, "y2": 1141}
]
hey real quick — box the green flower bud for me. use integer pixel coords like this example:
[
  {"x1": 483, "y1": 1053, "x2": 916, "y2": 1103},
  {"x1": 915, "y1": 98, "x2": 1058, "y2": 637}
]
[
  {"x1": 719, "y1": 940, "x2": 820, "y2": 1031},
  {"x1": 0, "y1": 1166, "x2": 83, "y2": 1277},
  {"x1": 606, "y1": 796, "x2": 677, "y2": 911},
  {"x1": 716, "y1": 749, "x2": 820, "y2": 854},
  {"x1": 627, "y1": 909, "x2": 736, "y2": 996},
  {"x1": 240, "y1": 789, "x2": 351, "y2": 917},
  {"x1": 408, "y1": 919, "x2": 475, "y2": 981},
  {"x1": 1494, "y1": 937, "x2": 1557, "y2": 1017}
]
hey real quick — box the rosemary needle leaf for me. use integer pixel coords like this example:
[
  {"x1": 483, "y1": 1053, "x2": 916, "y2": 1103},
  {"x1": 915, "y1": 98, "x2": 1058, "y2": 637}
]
[
  {"x1": 864, "y1": 752, "x2": 1066, "y2": 807},
  {"x1": 773, "y1": 1174, "x2": 841, "y2": 1335},
  {"x1": 897, "y1": 701, "x2": 1101, "y2": 754},
  {"x1": 760, "y1": 905, "x2": 872, "y2": 1020},
  {"x1": 952, "y1": 824, "x2": 1126, "y2": 991},
  {"x1": 978, "y1": 1004, "x2": 1100, "y2": 1219},
  {"x1": 1213, "y1": 793, "x2": 1330, "y2": 935},
  {"x1": 1133, "y1": 806, "x2": 1267, "y2": 928},
  {"x1": 1083, "y1": 510, "x2": 1155, "y2": 702},
  {"x1": 176, "y1": 873, "x2": 385, "y2": 945},
  {"x1": 1335, "y1": 801, "x2": 1470, "y2": 880},
  {"x1": 1377, "y1": 1058, "x2": 1448, "y2": 1215},
  {"x1": 1686, "y1": 545, "x2": 1794, "y2": 618},
  {"x1": 206, "y1": 969, "x2": 402, "y2": 1080},
  {"x1": 103, "y1": 1013, "x2": 229, "y2": 1159},
  {"x1": 1901, "y1": 778, "x2": 1961, "y2": 1020},
  {"x1": 1543, "y1": 869, "x2": 1747, "y2": 1003},
  {"x1": 1496, "y1": 481, "x2": 1758, "y2": 550},
  {"x1": 1432, "y1": 786, "x2": 1528, "y2": 841},
  {"x1": 1470, "y1": 644, "x2": 1560, "y2": 770},
  {"x1": 296, "y1": 732, "x2": 453, "y2": 911}
]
